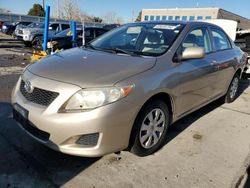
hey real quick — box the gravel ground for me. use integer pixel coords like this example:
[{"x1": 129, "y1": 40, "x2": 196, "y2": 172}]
[{"x1": 0, "y1": 33, "x2": 31, "y2": 102}]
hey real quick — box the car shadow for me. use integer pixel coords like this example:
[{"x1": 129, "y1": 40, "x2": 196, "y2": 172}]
[
  {"x1": 164, "y1": 76, "x2": 250, "y2": 146},
  {"x1": 244, "y1": 165, "x2": 250, "y2": 188},
  {"x1": 0, "y1": 102, "x2": 100, "y2": 187},
  {"x1": 0, "y1": 77, "x2": 249, "y2": 187}
]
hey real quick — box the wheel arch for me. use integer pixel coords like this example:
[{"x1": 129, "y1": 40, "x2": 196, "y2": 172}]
[{"x1": 127, "y1": 92, "x2": 174, "y2": 150}]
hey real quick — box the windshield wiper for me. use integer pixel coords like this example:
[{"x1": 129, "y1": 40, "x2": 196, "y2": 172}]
[
  {"x1": 84, "y1": 43, "x2": 97, "y2": 50},
  {"x1": 106, "y1": 48, "x2": 141, "y2": 57}
]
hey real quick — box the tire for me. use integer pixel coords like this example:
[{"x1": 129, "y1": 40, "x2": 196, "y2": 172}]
[
  {"x1": 24, "y1": 41, "x2": 32, "y2": 47},
  {"x1": 32, "y1": 36, "x2": 42, "y2": 50},
  {"x1": 224, "y1": 73, "x2": 240, "y2": 103},
  {"x1": 129, "y1": 100, "x2": 170, "y2": 157}
]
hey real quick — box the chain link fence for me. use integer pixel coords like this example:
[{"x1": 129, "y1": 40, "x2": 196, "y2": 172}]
[{"x1": 0, "y1": 13, "x2": 105, "y2": 27}]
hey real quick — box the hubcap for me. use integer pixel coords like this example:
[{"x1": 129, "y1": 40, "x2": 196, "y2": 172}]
[
  {"x1": 139, "y1": 108, "x2": 165, "y2": 149},
  {"x1": 230, "y1": 77, "x2": 239, "y2": 99}
]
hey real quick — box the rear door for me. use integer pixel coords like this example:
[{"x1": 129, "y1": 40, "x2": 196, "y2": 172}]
[
  {"x1": 176, "y1": 26, "x2": 217, "y2": 116},
  {"x1": 209, "y1": 27, "x2": 236, "y2": 95}
]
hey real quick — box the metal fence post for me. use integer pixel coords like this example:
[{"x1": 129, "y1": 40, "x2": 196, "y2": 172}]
[
  {"x1": 71, "y1": 21, "x2": 76, "y2": 47},
  {"x1": 43, "y1": 5, "x2": 50, "y2": 51}
]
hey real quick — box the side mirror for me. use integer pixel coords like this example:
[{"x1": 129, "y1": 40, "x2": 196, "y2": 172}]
[{"x1": 181, "y1": 47, "x2": 205, "y2": 61}]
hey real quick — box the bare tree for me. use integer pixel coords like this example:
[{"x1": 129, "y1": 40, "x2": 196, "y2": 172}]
[
  {"x1": 60, "y1": 0, "x2": 80, "y2": 20},
  {"x1": 102, "y1": 11, "x2": 124, "y2": 24}
]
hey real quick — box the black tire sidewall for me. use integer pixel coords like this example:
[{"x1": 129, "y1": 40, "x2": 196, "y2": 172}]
[{"x1": 130, "y1": 100, "x2": 170, "y2": 156}]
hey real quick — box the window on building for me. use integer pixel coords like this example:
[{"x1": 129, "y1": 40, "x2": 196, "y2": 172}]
[
  {"x1": 162, "y1": 16, "x2": 167, "y2": 20},
  {"x1": 156, "y1": 16, "x2": 160, "y2": 21},
  {"x1": 189, "y1": 16, "x2": 195, "y2": 21},
  {"x1": 205, "y1": 16, "x2": 212, "y2": 20},
  {"x1": 145, "y1": 15, "x2": 149, "y2": 21},
  {"x1": 211, "y1": 28, "x2": 231, "y2": 51},
  {"x1": 150, "y1": 15, "x2": 154, "y2": 21},
  {"x1": 182, "y1": 16, "x2": 187, "y2": 21},
  {"x1": 168, "y1": 16, "x2": 173, "y2": 20},
  {"x1": 175, "y1": 16, "x2": 180, "y2": 20},
  {"x1": 197, "y1": 16, "x2": 203, "y2": 20}
]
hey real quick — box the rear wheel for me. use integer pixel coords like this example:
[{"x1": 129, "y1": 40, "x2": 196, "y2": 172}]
[
  {"x1": 224, "y1": 74, "x2": 240, "y2": 103},
  {"x1": 130, "y1": 100, "x2": 170, "y2": 156},
  {"x1": 23, "y1": 41, "x2": 32, "y2": 47},
  {"x1": 32, "y1": 36, "x2": 43, "y2": 50}
]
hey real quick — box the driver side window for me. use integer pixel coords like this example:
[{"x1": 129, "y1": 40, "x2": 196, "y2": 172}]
[{"x1": 182, "y1": 27, "x2": 212, "y2": 53}]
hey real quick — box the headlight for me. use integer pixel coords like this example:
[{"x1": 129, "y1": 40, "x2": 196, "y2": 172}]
[
  {"x1": 23, "y1": 30, "x2": 30, "y2": 35},
  {"x1": 60, "y1": 85, "x2": 134, "y2": 112},
  {"x1": 47, "y1": 41, "x2": 58, "y2": 48},
  {"x1": 47, "y1": 42, "x2": 53, "y2": 48}
]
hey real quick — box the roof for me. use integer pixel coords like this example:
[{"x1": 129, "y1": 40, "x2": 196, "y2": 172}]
[{"x1": 142, "y1": 7, "x2": 220, "y2": 12}]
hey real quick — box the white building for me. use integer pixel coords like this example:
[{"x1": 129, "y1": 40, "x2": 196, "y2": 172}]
[{"x1": 141, "y1": 8, "x2": 250, "y2": 30}]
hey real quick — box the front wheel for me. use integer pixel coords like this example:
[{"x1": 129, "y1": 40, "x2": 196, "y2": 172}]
[
  {"x1": 224, "y1": 74, "x2": 240, "y2": 103},
  {"x1": 130, "y1": 100, "x2": 170, "y2": 156},
  {"x1": 32, "y1": 36, "x2": 42, "y2": 50}
]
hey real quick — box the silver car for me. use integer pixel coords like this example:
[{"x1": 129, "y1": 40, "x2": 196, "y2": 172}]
[{"x1": 12, "y1": 21, "x2": 246, "y2": 157}]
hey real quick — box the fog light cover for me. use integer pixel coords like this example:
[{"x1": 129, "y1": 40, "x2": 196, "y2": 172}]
[{"x1": 76, "y1": 133, "x2": 99, "y2": 147}]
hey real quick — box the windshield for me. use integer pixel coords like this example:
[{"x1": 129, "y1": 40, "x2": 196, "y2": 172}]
[
  {"x1": 27, "y1": 22, "x2": 44, "y2": 28},
  {"x1": 91, "y1": 23, "x2": 185, "y2": 56},
  {"x1": 55, "y1": 28, "x2": 71, "y2": 37},
  {"x1": 55, "y1": 28, "x2": 82, "y2": 37}
]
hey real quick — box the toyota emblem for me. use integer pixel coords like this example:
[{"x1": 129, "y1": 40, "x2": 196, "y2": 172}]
[{"x1": 24, "y1": 80, "x2": 34, "y2": 94}]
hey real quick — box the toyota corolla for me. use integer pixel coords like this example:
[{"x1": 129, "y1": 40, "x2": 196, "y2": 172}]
[{"x1": 12, "y1": 21, "x2": 246, "y2": 157}]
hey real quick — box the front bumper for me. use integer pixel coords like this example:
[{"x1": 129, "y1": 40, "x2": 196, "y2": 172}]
[
  {"x1": 11, "y1": 70, "x2": 138, "y2": 157},
  {"x1": 23, "y1": 34, "x2": 33, "y2": 42}
]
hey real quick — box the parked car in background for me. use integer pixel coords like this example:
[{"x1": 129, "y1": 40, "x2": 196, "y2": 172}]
[
  {"x1": 13, "y1": 21, "x2": 33, "y2": 38},
  {"x1": 235, "y1": 29, "x2": 250, "y2": 73},
  {"x1": 0, "y1": 21, "x2": 4, "y2": 31},
  {"x1": 22, "y1": 22, "x2": 70, "y2": 47},
  {"x1": 1, "y1": 22, "x2": 12, "y2": 34},
  {"x1": 12, "y1": 21, "x2": 246, "y2": 157},
  {"x1": 15, "y1": 22, "x2": 43, "y2": 41},
  {"x1": 45, "y1": 27, "x2": 109, "y2": 52},
  {"x1": 1, "y1": 21, "x2": 31, "y2": 35},
  {"x1": 103, "y1": 24, "x2": 120, "y2": 30}
]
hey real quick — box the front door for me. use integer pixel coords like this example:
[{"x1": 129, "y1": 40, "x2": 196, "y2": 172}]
[{"x1": 175, "y1": 27, "x2": 217, "y2": 117}]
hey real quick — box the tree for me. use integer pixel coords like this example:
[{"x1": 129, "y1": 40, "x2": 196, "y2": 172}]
[
  {"x1": 93, "y1": 17, "x2": 103, "y2": 23},
  {"x1": 27, "y1": 4, "x2": 45, "y2": 17},
  {"x1": 136, "y1": 11, "x2": 142, "y2": 22},
  {"x1": 60, "y1": 0, "x2": 79, "y2": 20},
  {"x1": 102, "y1": 11, "x2": 123, "y2": 24}
]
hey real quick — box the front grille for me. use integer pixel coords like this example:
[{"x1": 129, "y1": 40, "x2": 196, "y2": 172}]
[
  {"x1": 76, "y1": 133, "x2": 99, "y2": 147},
  {"x1": 13, "y1": 109, "x2": 50, "y2": 142},
  {"x1": 20, "y1": 80, "x2": 59, "y2": 106}
]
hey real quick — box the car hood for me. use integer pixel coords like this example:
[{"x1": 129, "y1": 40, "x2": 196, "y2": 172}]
[{"x1": 27, "y1": 47, "x2": 156, "y2": 88}]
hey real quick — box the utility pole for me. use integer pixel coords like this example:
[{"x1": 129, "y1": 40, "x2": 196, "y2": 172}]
[
  {"x1": 132, "y1": 10, "x2": 134, "y2": 22},
  {"x1": 57, "y1": 0, "x2": 59, "y2": 18}
]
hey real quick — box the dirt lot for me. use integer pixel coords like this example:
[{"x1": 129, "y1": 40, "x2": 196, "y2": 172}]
[{"x1": 0, "y1": 33, "x2": 250, "y2": 188}]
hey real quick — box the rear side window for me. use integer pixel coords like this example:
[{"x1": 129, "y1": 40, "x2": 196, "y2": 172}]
[
  {"x1": 95, "y1": 29, "x2": 107, "y2": 37},
  {"x1": 50, "y1": 23, "x2": 60, "y2": 31},
  {"x1": 62, "y1": 24, "x2": 70, "y2": 30},
  {"x1": 211, "y1": 28, "x2": 231, "y2": 51},
  {"x1": 182, "y1": 27, "x2": 212, "y2": 53}
]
